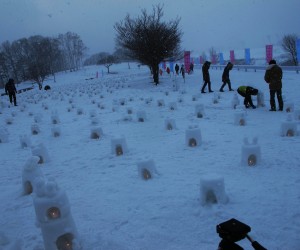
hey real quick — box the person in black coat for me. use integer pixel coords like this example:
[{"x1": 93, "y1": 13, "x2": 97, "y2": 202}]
[
  {"x1": 175, "y1": 64, "x2": 180, "y2": 75},
  {"x1": 220, "y1": 62, "x2": 234, "y2": 92},
  {"x1": 237, "y1": 86, "x2": 258, "y2": 109},
  {"x1": 5, "y1": 78, "x2": 17, "y2": 106},
  {"x1": 201, "y1": 61, "x2": 213, "y2": 93}
]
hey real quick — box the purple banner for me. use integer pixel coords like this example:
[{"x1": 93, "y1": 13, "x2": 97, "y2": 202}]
[
  {"x1": 230, "y1": 50, "x2": 235, "y2": 63},
  {"x1": 266, "y1": 45, "x2": 273, "y2": 63}
]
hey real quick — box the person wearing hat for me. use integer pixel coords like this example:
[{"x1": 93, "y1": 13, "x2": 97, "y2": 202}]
[
  {"x1": 264, "y1": 59, "x2": 283, "y2": 111},
  {"x1": 237, "y1": 86, "x2": 258, "y2": 109},
  {"x1": 220, "y1": 62, "x2": 234, "y2": 92},
  {"x1": 201, "y1": 61, "x2": 213, "y2": 93},
  {"x1": 5, "y1": 78, "x2": 17, "y2": 106}
]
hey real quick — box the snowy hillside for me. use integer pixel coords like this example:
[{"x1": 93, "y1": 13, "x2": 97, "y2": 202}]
[{"x1": 0, "y1": 63, "x2": 299, "y2": 250}]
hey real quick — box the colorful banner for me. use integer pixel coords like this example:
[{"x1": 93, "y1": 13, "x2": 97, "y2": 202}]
[
  {"x1": 211, "y1": 54, "x2": 217, "y2": 64},
  {"x1": 184, "y1": 51, "x2": 191, "y2": 72},
  {"x1": 219, "y1": 53, "x2": 224, "y2": 65},
  {"x1": 297, "y1": 39, "x2": 300, "y2": 65},
  {"x1": 200, "y1": 56, "x2": 204, "y2": 64},
  {"x1": 245, "y1": 48, "x2": 251, "y2": 65},
  {"x1": 230, "y1": 50, "x2": 235, "y2": 63},
  {"x1": 169, "y1": 61, "x2": 174, "y2": 73},
  {"x1": 266, "y1": 45, "x2": 273, "y2": 63}
]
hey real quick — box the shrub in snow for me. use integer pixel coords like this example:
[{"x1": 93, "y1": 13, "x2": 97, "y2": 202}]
[
  {"x1": 90, "y1": 127, "x2": 103, "y2": 139},
  {"x1": 31, "y1": 123, "x2": 41, "y2": 135},
  {"x1": 0, "y1": 128, "x2": 9, "y2": 143},
  {"x1": 185, "y1": 126, "x2": 202, "y2": 147},
  {"x1": 241, "y1": 137, "x2": 261, "y2": 167},
  {"x1": 234, "y1": 112, "x2": 247, "y2": 126},
  {"x1": 280, "y1": 114, "x2": 298, "y2": 137},
  {"x1": 231, "y1": 93, "x2": 240, "y2": 109},
  {"x1": 20, "y1": 135, "x2": 31, "y2": 148},
  {"x1": 284, "y1": 102, "x2": 294, "y2": 113},
  {"x1": 111, "y1": 137, "x2": 128, "y2": 156},
  {"x1": 200, "y1": 175, "x2": 228, "y2": 205},
  {"x1": 137, "y1": 159, "x2": 158, "y2": 180},
  {"x1": 165, "y1": 118, "x2": 176, "y2": 131},
  {"x1": 32, "y1": 143, "x2": 50, "y2": 164},
  {"x1": 195, "y1": 104, "x2": 205, "y2": 118},
  {"x1": 136, "y1": 110, "x2": 146, "y2": 122},
  {"x1": 22, "y1": 156, "x2": 44, "y2": 195},
  {"x1": 33, "y1": 178, "x2": 81, "y2": 250}
]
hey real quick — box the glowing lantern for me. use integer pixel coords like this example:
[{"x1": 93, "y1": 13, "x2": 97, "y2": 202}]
[
  {"x1": 47, "y1": 207, "x2": 61, "y2": 219},
  {"x1": 286, "y1": 129, "x2": 294, "y2": 137},
  {"x1": 248, "y1": 154, "x2": 256, "y2": 166},
  {"x1": 167, "y1": 123, "x2": 173, "y2": 130},
  {"x1": 116, "y1": 145, "x2": 123, "y2": 156},
  {"x1": 56, "y1": 233, "x2": 73, "y2": 250},
  {"x1": 239, "y1": 119, "x2": 245, "y2": 126},
  {"x1": 142, "y1": 169, "x2": 152, "y2": 180},
  {"x1": 189, "y1": 138, "x2": 197, "y2": 147}
]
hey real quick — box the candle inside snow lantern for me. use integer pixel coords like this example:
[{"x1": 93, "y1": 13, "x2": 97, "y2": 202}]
[
  {"x1": 116, "y1": 145, "x2": 123, "y2": 156},
  {"x1": 197, "y1": 112, "x2": 203, "y2": 118},
  {"x1": 286, "y1": 129, "x2": 294, "y2": 137},
  {"x1": 189, "y1": 138, "x2": 197, "y2": 147},
  {"x1": 47, "y1": 207, "x2": 61, "y2": 219},
  {"x1": 248, "y1": 154, "x2": 257, "y2": 166},
  {"x1": 142, "y1": 168, "x2": 152, "y2": 180},
  {"x1": 138, "y1": 117, "x2": 144, "y2": 122},
  {"x1": 167, "y1": 123, "x2": 173, "y2": 130},
  {"x1": 56, "y1": 233, "x2": 73, "y2": 250},
  {"x1": 239, "y1": 118, "x2": 245, "y2": 126},
  {"x1": 24, "y1": 181, "x2": 33, "y2": 195}
]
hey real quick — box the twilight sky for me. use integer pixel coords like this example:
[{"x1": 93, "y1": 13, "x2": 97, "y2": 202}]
[{"x1": 0, "y1": 0, "x2": 299, "y2": 56}]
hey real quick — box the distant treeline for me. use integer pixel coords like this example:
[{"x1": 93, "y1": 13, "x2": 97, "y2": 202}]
[{"x1": 0, "y1": 32, "x2": 86, "y2": 89}]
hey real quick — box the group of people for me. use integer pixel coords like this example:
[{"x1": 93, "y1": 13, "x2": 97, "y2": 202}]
[
  {"x1": 2, "y1": 59, "x2": 283, "y2": 112},
  {"x1": 199, "y1": 59, "x2": 283, "y2": 111}
]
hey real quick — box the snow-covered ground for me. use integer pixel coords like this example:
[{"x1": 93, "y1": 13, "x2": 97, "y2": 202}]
[{"x1": 0, "y1": 62, "x2": 299, "y2": 250}]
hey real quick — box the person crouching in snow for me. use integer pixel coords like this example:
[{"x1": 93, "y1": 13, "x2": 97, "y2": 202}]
[{"x1": 237, "y1": 86, "x2": 258, "y2": 109}]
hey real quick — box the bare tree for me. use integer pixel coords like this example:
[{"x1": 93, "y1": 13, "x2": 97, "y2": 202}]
[
  {"x1": 97, "y1": 54, "x2": 118, "y2": 74},
  {"x1": 114, "y1": 4, "x2": 183, "y2": 84},
  {"x1": 282, "y1": 34, "x2": 298, "y2": 65}
]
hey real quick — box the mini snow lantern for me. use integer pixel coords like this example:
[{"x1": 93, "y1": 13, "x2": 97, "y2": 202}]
[
  {"x1": 165, "y1": 118, "x2": 176, "y2": 131},
  {"x1": 33, "y1": 179, "x2": 80, "y2": 250},
  {"x1": 195, "y1": 104, "x2": 205, "y2": 118},
  {"x1": 137, "y1": 159, "x2": 158, "y2": 180},
  {"x1": 280, "y1": 114, "x2": 297, "y2": 137},
  {"x1": 186, "y1": 126, "x2": 202, "y2": 148},
  {"x1": 241, "y1": 137, "x2": 261, "y2": 167},
  {"x1": 286, "y1": 129, "x2": 294, "y2": 137},
  {"x1": 111, "y1": 137, "x2": 128, "y2": 156},
  {"x1": 234, "y1": 112, "x2": 246, "y2": 126},
  {"x1": 116, "y1": 145, "x2": 123, "y2": 156}
]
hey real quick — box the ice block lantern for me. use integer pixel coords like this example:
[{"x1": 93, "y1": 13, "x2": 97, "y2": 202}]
[
  {"x1": 185, "y1": 126, "x2": 202, "y2": 147},
  {"x1": 241, "y1": 137, "x2": 261, "y2": 167},
  {"x1": 33, "y1": 178, "x2": 80, "y2": 250},
  {"x1": 280, "y1": 114, "x2": 298, "y2": 137}
]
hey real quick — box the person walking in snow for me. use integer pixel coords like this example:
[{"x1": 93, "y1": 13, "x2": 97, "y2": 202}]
[
  {"x1": 5, "y1": 78, "x2": 17, "y2": 106},
  {"x1": 201, "y1": 61, "x2": 213, "y2": 93},
  {"x1": 220, "y1": 62, "x2": 234, "y2": 92},
  {"x1": 175, "y1": 63, "x2": 180, "y2": 75},
  {"x1": 237, "y1": 85, "x2": 258, "y2": 109},
  {"x1": 180, "y1": 64, "x2": 185, "y2": 81},
  {"x1": 264, "y1": 59, "x2": 283, "y2": 111}
]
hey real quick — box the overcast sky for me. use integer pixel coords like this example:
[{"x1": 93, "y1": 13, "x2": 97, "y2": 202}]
[{"x1": 0, "y1": 0, "x2": 299, "y2": 56}]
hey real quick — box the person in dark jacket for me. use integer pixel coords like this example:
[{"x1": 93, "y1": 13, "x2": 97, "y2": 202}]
[
  {"x1": 237, "y1": 86, "x2": 258, "y2": 109},
  {"x1": 5, "y1": 78, "x2": 17, "y2": 106},
  {"x1": 180, "y1": 64, "x2": 185, "y2": 81},
  {"x1": 220, "y1": 62, "x2": 234, "y2": 92},
  {"x1": 264, "y1": 59, "x2": 283, "y2": 111},
  {"x1": 175, "y1": 64, "x2": 180, "y2": 75},
  {"x1": 201, "y1": 61, "x2": 213, "y2": 93}
]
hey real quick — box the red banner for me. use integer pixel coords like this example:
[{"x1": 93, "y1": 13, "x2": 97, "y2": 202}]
[
  {"x1": 266, "y1": 45, "x2": 273, "y2": 64},
  {"x1": 184, "y1": 51, "x2": 190, "y2": 72}
]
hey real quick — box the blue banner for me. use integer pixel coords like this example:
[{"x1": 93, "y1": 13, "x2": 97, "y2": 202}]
[
  {"x1": 219, "y1": 53, "x2": 224, "y2": 65},
  {"x1": 245, "y1": 48, "x2": 251, "y2": 65},
  {"x1": 169, "y1": 61, "x2": 174, "y2": 73},
  {"x1": 297, "y1": 39, "x2": 300, "y2": 65}
]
